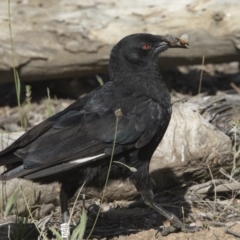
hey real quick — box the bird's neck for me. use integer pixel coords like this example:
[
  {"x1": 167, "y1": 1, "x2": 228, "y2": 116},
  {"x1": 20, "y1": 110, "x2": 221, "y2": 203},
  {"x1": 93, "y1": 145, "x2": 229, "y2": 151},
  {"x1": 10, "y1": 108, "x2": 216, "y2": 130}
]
[{"x1": 109, "y1": 62, "x2": 170, "y2": 103}]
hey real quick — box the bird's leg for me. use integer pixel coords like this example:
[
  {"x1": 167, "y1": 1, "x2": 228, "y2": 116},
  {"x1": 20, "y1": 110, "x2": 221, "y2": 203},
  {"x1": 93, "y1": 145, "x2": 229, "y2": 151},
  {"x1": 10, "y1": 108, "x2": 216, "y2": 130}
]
[
  {"x1": 60, "y1": 184, "x2": 70, "y2": 223},
  {"x1": 60, "y1": 184, "x2": 71, "y2": 239},
  {"x1": 60, "y1": 181, "x2": 84, "y2": 223},
  {"x1": 136, "y1": 181, "x2": 196, "y2": 236}
]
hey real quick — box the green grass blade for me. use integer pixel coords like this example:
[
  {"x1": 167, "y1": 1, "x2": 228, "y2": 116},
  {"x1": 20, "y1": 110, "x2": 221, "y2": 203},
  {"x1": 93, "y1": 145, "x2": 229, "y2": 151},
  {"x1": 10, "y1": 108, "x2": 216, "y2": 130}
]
[
  {"x1": 8, "y1": 0, "x2": 23, "y2": 128},
  {"x1": 45, "y1": 88, "x2": 53, "y2": 118},
  {"x1": 96, "y1": 75, "x2": 104, "y2": 86},
  {"x1": 4, "y1": 188, "x2": 20, "y2": 217},
  {"x1": 71, "y1": 208, "x2": 87, "y2": 240},
  {"x1": 49, "y1": 227, "x2": 63, "y2": 240}
]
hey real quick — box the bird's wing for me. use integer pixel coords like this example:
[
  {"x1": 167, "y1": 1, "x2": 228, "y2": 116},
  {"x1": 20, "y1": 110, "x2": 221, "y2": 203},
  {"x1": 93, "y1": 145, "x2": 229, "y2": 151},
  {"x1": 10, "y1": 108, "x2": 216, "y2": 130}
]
[
  {"x1": 0, "y1": 94, "x2": 88, "y2": 156},
  {"x1": 1, "y1": 82, "x2": 168, "y2": 179},
  {"x1": 51, "y1": 83, "x2": 167, "y2": 147}
]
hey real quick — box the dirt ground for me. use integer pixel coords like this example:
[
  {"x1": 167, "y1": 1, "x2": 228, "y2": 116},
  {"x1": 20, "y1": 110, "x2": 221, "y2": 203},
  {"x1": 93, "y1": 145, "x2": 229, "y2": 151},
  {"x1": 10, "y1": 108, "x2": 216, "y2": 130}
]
[
  {"x1": 123, "y1": 226, "x2": 240, "y2": 240},
  {"x1": 56, "y1": 196, "x2": 240, "y2": 240}
]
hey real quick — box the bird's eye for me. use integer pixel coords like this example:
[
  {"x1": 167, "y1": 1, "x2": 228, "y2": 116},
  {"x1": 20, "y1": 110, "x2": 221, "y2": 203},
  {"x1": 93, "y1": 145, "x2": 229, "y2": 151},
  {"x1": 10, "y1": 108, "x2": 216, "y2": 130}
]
[{"x1": 141, "y1": 44, "x2": 152, "y2": 50}]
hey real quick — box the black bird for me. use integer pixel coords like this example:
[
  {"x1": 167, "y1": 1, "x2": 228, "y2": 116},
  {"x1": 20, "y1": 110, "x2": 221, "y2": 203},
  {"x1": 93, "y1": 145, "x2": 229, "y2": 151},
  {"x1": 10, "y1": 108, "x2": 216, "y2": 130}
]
[{"x1": 0, "y1": 33, "x2": 192, "y2": 235}]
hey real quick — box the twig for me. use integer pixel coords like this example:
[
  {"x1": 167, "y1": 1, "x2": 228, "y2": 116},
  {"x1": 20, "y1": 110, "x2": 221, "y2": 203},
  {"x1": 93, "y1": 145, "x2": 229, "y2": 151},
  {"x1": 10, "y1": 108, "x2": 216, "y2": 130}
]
[
  {"x1": 198, "y1": 55, "x2": 205, "y2": 102},
  {"x1": 188, "y1": 180, "x2": 226, "y2": 194},
  {"x1": 213, "y1": 232, "x2": 220, "y2": 240},
  {"x1": 230, "y1": 82, "x2": 240, "y2": 95},
  {"x1": 207, "y1": 165, "x2": 216, "y2": 212},
  {"x1": 68, "y1": 181, "x2": 86, "y2": 227},
  {"x1": 226, "y1": 228, "x2": 240, "y2": 238},
  {"x1": 196, "y1": 182, "x2": 240, "y2": 194},
  {"x1": 219, "y1": 168, "x2": 238, "y2": 183},
  {"x1": 20, "y1": 187, "x2": 48, "y2": 240},
  {"x1": 209, "y1": 222, "x2": 226, "y2": 227}
]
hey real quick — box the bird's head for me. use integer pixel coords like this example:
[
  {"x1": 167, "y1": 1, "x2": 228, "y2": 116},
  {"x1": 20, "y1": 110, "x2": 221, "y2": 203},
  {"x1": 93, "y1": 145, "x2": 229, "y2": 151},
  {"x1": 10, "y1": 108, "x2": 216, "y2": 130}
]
[{"x1": 109, "y1": 33, "x2": 189, "y2": 80}]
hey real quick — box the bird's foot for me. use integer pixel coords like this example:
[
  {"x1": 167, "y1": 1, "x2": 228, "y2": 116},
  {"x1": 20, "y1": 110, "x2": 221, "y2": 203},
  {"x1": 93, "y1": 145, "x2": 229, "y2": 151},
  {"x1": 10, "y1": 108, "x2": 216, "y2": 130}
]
[
  {"x1": 156, "y1": 216, "x2": 198, "y2": 237},
  {"x1": 156, "y1": 223, "x2": 197, "y2": 237},
  {"x1": 160, "y1": 223, "x2": 196, "y2": 236}
]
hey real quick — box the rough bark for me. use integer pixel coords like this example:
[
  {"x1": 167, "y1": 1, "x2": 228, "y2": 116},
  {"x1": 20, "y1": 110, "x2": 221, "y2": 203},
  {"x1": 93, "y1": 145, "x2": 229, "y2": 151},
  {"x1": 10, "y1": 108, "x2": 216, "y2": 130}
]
[{"x1": 0, "y1": 0, "x2": 240, "y2": 82}]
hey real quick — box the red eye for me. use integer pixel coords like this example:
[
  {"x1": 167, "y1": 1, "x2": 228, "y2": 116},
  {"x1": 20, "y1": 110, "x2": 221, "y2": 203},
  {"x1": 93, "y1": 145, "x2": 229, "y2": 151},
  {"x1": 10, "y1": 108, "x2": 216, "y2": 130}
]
[{"x1": 142, "y1": 44, "x2": 151, "y2": 50}]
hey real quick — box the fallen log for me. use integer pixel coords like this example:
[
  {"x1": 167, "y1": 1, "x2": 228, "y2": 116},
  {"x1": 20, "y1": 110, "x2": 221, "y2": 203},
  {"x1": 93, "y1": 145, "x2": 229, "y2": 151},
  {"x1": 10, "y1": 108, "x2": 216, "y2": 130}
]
[{"x1": 0, "y1": 0, "x2": 240, "y2": 82}]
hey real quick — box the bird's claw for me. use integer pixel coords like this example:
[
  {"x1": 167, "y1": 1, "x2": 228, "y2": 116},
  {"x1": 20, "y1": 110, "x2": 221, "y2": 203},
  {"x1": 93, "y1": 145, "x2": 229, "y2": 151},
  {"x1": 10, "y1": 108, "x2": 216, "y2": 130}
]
[
  {"x1": 156, "y1": 222, "x2": 197, "y2": 237},
  {"x1": 180, "y1": 224, "x2": 197, "y2": 233},
  {"x1": 157, "y1": 225, "x2": 178, "y2": 236}
]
